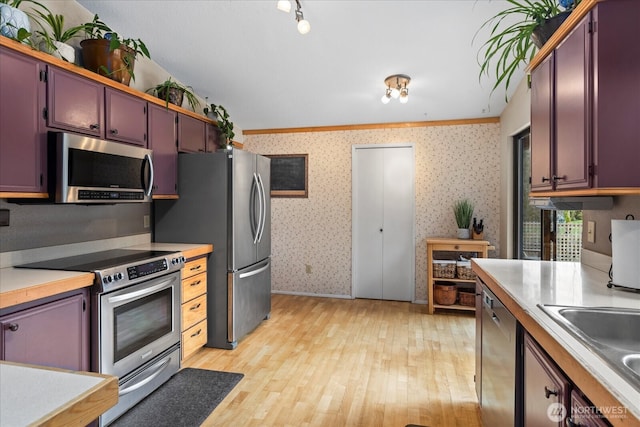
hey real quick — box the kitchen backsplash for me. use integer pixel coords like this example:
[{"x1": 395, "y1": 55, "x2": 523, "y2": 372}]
[
  {"x1": 0, "y1": 199, "x2": 151, "y2": 252},
  {"x1": 582, "y1": 195, "x2": 640, "y2": 256}
]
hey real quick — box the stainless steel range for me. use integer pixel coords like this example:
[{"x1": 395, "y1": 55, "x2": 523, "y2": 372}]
[{"x1": 18, "y1": 249, "x2": 185, "y2": 426}]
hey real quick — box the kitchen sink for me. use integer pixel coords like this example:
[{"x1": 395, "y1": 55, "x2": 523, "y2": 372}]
[{"x1": 539, "y1": 305, "x2": 640, "y2": 392}]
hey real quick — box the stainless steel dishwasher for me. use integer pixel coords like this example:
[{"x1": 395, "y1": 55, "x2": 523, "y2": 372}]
[{"x1": 480, "y1": 282, "x2": 517, "y2": 426}]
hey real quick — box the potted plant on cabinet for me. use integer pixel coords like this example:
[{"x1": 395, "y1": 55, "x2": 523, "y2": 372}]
[
  {"x1": 32, "y1": 4, "x2": 85, "y2": 63},
  {"x1": 147, "y1": 77, "x2": 200, "y2": 111},
  {"x1": 0, "y1": 0, "x2": 36, "y2": 39},
  {"x1": 204, "y1": 103, "x2": 235, "y2": 149},
  {"x1": 453, "y1": 199, "x2": 474, "y2": 239},
  {"x1": 476, "y1": 0, "x2": 580, "y2": 100},
  {"x1": 80, "y1": 14, "x2": 150, "y2": 86}
]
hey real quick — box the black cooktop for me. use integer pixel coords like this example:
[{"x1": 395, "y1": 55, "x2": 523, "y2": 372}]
[{"x1": 16, "y1": 249, "x2": 177, "y2": 272}]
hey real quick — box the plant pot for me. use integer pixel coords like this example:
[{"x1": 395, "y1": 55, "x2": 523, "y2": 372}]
[
  {"x1": 80, "y1": 38, "x2": 135, "y2": 86},
  {"x1": 457, "y1": 228, "x2": 471, "y2": 239},
  {"x1": 40, "y1": 41, "x2": 76, "y2": 64},
  {"x1": 531, "y1": 11, "x2": 572, "y2": 49},
  {"x1": 0, "y1": 4, "x2": 30, "y2": 39},
  {"x1": 156, "y1": 86, "x2": 185, "y2": 108}
]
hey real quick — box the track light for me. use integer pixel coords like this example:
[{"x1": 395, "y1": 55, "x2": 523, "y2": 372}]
[
  {"x1": 277, "y1": 0, "x2": 310, "y2": 34},
  {"x1": 381, "y1": 74, "x2": 411, "y2": 104}
]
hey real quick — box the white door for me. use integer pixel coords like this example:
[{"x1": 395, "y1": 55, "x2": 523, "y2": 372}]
[{"x1": 352, "y1": 144, "x2": 415, "y2": 301}]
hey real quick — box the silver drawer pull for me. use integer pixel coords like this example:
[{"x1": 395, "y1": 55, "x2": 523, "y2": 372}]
[
  {"x1": 190, "y1": 280, "x2": 201, "y2": 287},
  {"x1": 190, "y1": 329, "x2": 202, "y2": 338},
  {"x1": 190, "y1": 265, "x2": 202, "y2": 271}
]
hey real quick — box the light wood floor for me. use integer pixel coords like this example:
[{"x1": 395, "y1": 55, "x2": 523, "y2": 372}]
[{"x1": 183, "y1": 294, "x2": 481, "y2": 427}]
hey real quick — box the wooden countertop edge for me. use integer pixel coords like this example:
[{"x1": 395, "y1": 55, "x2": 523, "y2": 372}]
[
  {"x1": 0, "y1": 361, "x2": 118, "y2": 427},
  {"x1": 473, "y1": 265, "x2": 640, "y2": 427},
  {"x1": 0, "y1": 272, "x2": 94, "y2": 310},
  {"x1": 182, "y1": 244, "x2": 214, "y2": 260},
  {"x1": 530, "y1": 188, "x2": 640, "y2": 197}
]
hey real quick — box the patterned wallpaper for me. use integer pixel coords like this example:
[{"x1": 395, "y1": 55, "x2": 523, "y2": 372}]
[{"x1": 244, "y1": 123, "x2": 501, "y2": 301}]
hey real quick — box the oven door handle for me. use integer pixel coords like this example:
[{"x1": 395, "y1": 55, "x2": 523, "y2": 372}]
[
  {"x1": 118, "y1": 356, "x2": 172, "y2": 396},
  {"x1": 107, "y1": 278, "x2": 175, "y2": 304}
]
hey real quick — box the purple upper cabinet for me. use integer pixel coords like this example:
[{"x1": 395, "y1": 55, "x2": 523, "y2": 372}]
[
  {"x1": 177, "y1": 113, "x2": 206, "y2": 153},
  {"x1": 46, "y1": 66, "x2": 104, "y2": 137},
  {"x1": 0, "y1": 290, "x2": 89, "y2": 371},
  {"x1": 554, "y1": 14, "x2": 590, "y2": 190},
  {"x1": 148, "y1": 103, "x2": 178, "y2": 196},
  {"x1": 591, "y1": 0, "x2": 640, "y2": 188},
  {"x1": 206, "y1": 122, "x2": 222, "y2": 152},
  {"x1": 530, "y1": 54, "x2": 554, "y2": 192},
  {"x1": 0, "y1": 46, "x2": 47, "y2": 194},
  {"x1": 105, "y1": 87, "x2": 147, "y2": 147},
  {"x1": 530, "y1": 0, "x2": 640, "y2": 193}
]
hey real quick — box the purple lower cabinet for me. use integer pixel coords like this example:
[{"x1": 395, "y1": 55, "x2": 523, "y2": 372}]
[{"x1": 0, "y1": 289, "x2": 89, "y2": 371}]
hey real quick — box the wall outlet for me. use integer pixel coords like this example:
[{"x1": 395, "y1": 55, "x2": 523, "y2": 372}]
[
  {"x1": 305, "y1": 264, "x2": 312, "y2": 274},
  {"x1": 587, "y1": 221, "x2": 595, "y2": 243},
  {"x1": 143, "y1": 215, "x2": 150, "y2": 229}
]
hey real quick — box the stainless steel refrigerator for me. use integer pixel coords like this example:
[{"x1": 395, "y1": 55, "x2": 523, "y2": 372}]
[{"x1": 154, "y1": 149, "x2": 271, "y2": 349}]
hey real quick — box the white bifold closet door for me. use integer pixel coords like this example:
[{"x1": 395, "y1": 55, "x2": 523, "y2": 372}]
[{"x1": 352, "y1": 144, "x2": 415, "y2": 301}]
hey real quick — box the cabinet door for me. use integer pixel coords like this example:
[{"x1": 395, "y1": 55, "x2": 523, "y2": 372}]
[
  {"x1": 177, "y1": 113, "x2": 206, "y2": 153},
  {"x1": 0, "y1": 292, "x2": 89, "y2": 371},
  {"x1": 0, "y1": 46, "x2": 47, "y2": 193},
  {"x1": 148, "y1": 103, "x2": 178, "y2": 196},
  {"x1": 206, "y1": 122, "x2": 222, "y2": 152},
  {"x1": 530, "y1": 54, "x2": 554, "y2": 191},
  {"x1": 105, "y1": 87, "x2": 147, "y2": 146},
  {"x1": 524, "y1": 333, "x2": 570, "y2": 426},
  {"x1": 47, "y1": 66, "x2": 103, "y2": 137},
  {"x1": 569, "y1": 390, "x2": 609, "y2": 427},
  {"x1": 554, "y1": 13, "x2": 590, "y2": 190}
]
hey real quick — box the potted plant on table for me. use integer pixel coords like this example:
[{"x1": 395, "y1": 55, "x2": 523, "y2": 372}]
[
  {"x1": 204, "y1": 103, "x2": 235, "y2": 149},
  {"x1": 476, "y1": 0, "x2": 580, "y2": 100},
  {"x1": 147, "y1": 77, "x2": 200, "y2": 111},
  {"x1": 453, "y1": 199, "x2": 474, "y2": 239},
  {"x1": 80, "y1": 14, "x2": 150, "y2": 86},
  {"x1": 32, "y1": 4, "x2": 85, "y2": 63}
]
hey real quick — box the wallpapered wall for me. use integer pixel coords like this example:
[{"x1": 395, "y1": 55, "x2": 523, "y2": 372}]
[{"x1": 244, "y1": 123, "x2": 501, "y2": 301}]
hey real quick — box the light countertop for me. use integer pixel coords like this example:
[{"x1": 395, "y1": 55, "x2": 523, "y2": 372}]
[
  {"x1": 0, "y1": 361, "x2": 118, "y2": 426},
  {"x1": 473, "y1": 258, "x2": 640, "y2": 426}
]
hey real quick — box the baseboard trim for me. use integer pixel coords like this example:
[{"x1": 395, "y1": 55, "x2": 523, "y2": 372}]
[{"x1": 271, "y1": 290, "x2": 353, "y2": 299}]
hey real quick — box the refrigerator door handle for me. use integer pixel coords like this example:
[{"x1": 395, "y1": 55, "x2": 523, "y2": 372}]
[
  {"x1": 253, "y1": 172, "x2": 264, "y2": 244},
  {"x1": 238, "y1": 261, "x2": 270, "y2": 279},
  {"x1": 256, "y1": 173, "x2": 266, "y2": 243}
]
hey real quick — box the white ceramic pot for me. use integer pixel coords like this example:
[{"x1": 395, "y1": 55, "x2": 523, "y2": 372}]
[
  {"x1": 457, "y1": 228, "x2": 471, "y2": 239},
  {"x1": 0, "y1": 4, "x2": 30, "y2": 39},
  {"x1": 40, "y1": 40, "x2": 76, "y2": 64}
]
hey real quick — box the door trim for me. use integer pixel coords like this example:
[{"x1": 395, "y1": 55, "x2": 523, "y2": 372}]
[{"x1": 351, "y1": 143, "x2": 416, "y2": 301}]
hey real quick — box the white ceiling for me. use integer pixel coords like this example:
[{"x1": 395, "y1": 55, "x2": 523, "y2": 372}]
[{"x1": 76, "y1": 0, "x2": 521, "y2": 131}]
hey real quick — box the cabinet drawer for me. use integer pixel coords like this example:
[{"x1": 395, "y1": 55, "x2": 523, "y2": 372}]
[
  {"x1": 182, "y1": 293, "x2": 206, "y2": 330},
  {"x1": 182, "y1": 271, "x2": 207, "y2": 303},
  {"x1": 182, "y1": 257, "x2": 207, "y2": 280},
  {"x1": 182, "y1": 319, "x2": 207, "y2": 360}
]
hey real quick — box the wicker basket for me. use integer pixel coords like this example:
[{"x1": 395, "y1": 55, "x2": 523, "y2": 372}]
[
  {"x1": 458, "y1": 290, "x2": 475, "y2": 307},
  {"x1": 434, "y1": 283, "x2": 457, "y2": 305},
  {"x1": 433, "y1": 260, "x2": 456, "y2": 279},
  {"x1": 456, "y1": 261, "x2": 476, "y2": 280}
]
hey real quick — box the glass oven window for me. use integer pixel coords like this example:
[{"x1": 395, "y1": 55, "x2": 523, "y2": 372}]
[{"x1": 113, "y1": 288, "x2": 172, "y2": 362}]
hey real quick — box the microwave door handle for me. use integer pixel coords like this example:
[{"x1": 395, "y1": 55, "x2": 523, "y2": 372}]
[{"x1": 144, "y1": 153, "x2": 154, "y2": 196}]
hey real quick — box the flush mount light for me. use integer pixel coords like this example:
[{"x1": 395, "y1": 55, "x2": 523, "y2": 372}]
[
  {"x1": 277, "y1": 0, "x2": 310, "y2": 34},
  {"x1": 381, "y1": 74, "x2": 411, "y2": 104}
]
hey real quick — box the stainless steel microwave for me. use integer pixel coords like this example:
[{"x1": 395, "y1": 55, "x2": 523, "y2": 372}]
[{"x1": 50, "y1": 132, "x2": 154, "y2": 203}]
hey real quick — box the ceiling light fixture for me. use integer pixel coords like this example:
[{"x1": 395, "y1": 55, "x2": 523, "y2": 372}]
[
  {"x1": 277, "y1": 0, "x2": 311, "y2": 35},
  {"x1": 381, "y1": 74, "x2": 411, "y2": 104}
]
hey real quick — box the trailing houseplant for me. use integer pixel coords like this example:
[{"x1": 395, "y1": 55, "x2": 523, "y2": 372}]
[
  {"x1": 147, "y1": 77, "x2": 200, "y2": 111},
  {"x1": 204, "y1": 103, "x2": 235, "y2": 148},
  {"x1": 80, "y1": 14, "x2": 150, "y2": 85},
  {"x1": 32, "y1": 4, "x2": 86, "y2": 63},
  {"x1": 476, "y1": 0, "x2": 580, "y2": 100},
  {"x1": 453, "y1": 199, "x2": 474, "y2": 239}
]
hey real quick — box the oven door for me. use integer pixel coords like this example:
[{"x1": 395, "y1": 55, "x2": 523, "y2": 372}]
[{"x1": 96, "y1": 271, "x2": 181, "y2": 378}]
